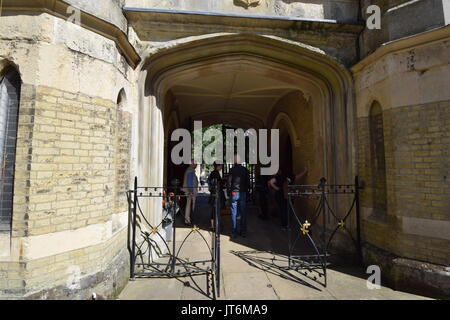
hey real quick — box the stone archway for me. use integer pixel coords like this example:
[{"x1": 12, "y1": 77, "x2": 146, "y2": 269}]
[
  {"x1": 136, "y1": 33, "x2": 356, "y2": 226},
  {"x1": 272, "y1": 112, "x2": 301, "y2": 148}
]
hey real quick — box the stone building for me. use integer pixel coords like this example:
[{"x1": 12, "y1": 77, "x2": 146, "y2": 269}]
[{"x1": 0, "y1": 0, "x2": 449, "y2": 299}]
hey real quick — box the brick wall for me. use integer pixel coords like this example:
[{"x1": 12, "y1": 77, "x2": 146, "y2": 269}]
[
  {"x1": 0, "y1": 229, "x2": 129, "y2": 299},
  {"x1": 1, "y1": 85, "x2": 132, "y2": 298},
  {"x1": 114, "y1": 108, "x2": 132, "y2": 214},
  {"x1": 24, "y1": 229, "x2": 129, "y2": 299},
  {"x1": 21, "y1": 86, "x2": 131, "y2": 235},
  {"x1": 358, "y1": 100, "x2": 450, "y2": 266}
]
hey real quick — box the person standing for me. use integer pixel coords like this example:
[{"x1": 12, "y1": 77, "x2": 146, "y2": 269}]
[
  {"x1": 268, "y1": 167, "x2": 308, "y2": 230},
  {"x1": 256, "y1": 165, "x2": 270, "y2": 220},
  {"x1": 207, "y1": 162, "x2": 225, "y2": 231},
  {"x1": 182, "y1": 161, "x2": 199, "y2": 226},
  {"x1": 227, "y1": 154, "x2": 250, "y2": 238}
]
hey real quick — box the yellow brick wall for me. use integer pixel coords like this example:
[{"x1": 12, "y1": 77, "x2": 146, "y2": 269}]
[
  {"x1": 114, "y1": 111, "x2": 132, "y2": 214},
  {"x1": 358, "y1": 100, "x2": 450, "y2": 266},
  {"x1": 16, "y1": 86, "x2": 132, "y2": 236},
  {"x1": 0, "y1": 262, "x2": 26, "y2": 298},
  {"x1": 24, "y1": 228, "x2": 129, "y2": 299},
  {"x1": 0, "y1": 228, "x2": 128, "y2": 299},
  {"x1": 1, "y1": 85, "x2": 132, "y2": 298}
]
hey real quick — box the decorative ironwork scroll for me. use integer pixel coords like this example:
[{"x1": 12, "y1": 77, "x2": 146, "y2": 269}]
[{"x1": 287, "y1": 176, "x2": 362, "y2": 287}]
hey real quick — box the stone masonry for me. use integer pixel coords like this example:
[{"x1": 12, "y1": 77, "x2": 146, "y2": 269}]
[{"x1": 0, "y1": 0, "x2": 449, "y2": 299}]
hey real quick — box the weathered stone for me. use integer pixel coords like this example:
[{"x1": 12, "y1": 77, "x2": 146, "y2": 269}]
[{"x1": 0, "y1": 0, "x2": 448, "y2": 300}]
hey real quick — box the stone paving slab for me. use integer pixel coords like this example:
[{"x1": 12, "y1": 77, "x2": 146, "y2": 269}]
[
  {"x1": 119, "y1": 278, "x2": 184, "y2": 300},
  {"x1": 265, "y1": 271, "x2": 333, "y2": 300},
  {"x1": 222, "y1": 271, "x2": 278, "y2": 300}
]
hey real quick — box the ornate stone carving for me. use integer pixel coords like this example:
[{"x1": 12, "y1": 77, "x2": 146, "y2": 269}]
[{"x1": 234, "y1": 0, "x2": 261, "y2": 9}]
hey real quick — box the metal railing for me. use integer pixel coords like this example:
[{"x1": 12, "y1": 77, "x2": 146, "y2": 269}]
[
  {"x1": 126, "y1": 177, "x2": 221, "y2": 299},
  {"x1": 287, "y1": 176, "x2": 362, "y2": 287}
]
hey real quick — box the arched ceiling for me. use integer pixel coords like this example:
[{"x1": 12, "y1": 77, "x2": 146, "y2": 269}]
[
  {"x1": 169, "y1": 70, "x2": 298, "y2": 129},
  {"x1": 145, "y1": 33, "x2": 354, "y2": 135},
  {"x1": 143, "y1": 33, "x2": 356, "y2": 184}
]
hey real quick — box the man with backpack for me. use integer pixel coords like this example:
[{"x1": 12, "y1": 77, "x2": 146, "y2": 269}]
[{"x1": 227, "y1": 154, "x2": 250, "y2": 238}]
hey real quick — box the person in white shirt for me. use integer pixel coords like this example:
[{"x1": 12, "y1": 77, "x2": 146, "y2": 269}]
[{"x1": 182, "y1": 161, "x2": 199, "y2": 226}]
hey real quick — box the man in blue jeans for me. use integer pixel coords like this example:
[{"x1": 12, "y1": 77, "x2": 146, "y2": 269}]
[{"x1": 227, "y1": 154, "x2": 250, "y2": 238}]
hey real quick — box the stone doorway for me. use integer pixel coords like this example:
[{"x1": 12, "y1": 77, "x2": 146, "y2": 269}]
[{"x1": 131, "y1": 33, "x2": 364, "y2": 298}]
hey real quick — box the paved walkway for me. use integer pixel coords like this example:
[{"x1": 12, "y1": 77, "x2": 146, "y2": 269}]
[{"x1": 119, "y1": 192, "x2": 431, "y2": 300}]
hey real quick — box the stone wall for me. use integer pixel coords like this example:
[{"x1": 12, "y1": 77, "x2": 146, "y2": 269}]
[
  {"x1": 23, "y1": 86, "x2": 131, "y2": 235},
  {"x1": 268, "y1": 90, "x2": 318, "y2": 182},
  {"x1": 0, "y1": 10, "x2": 136, "y2": 299},
  {"x1": 1, "y1": 0, "x2": 449, "y2": 300},
  {"x1": 359, "y1": 0, "x2": 449, "y2": 58},
  {"x1": 65, "y1": 0, "x2": 127, "y2": 32},
  {"x1": 358, "y1": 101, "x2": 450, "y2": 265},
  {"x1": 267, "y1": 90, "x2": 325, "y2": 227},
  {"x1": 23, "y1": 229, "x2": 129, "y2": 300},
  {"x1": 114, "y1": 96, "x2": 132, "y2": 214},
  {"x1": 353, "y1": 25, "x2": 450, "y2": 297},
  {"x1": 0, "y1": 84, "x2": 133, "y2": 299},
  {"x1": 125, "y1": 0, "x2": 359, "y2": 22}
]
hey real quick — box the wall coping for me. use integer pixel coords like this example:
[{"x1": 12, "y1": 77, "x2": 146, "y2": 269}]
[
  {"x1": 351, "y1": 24, "x2": 450, "y2": 74},
  {"x1": 124, "y1": 6, "x2": 364, "y2": 42}
]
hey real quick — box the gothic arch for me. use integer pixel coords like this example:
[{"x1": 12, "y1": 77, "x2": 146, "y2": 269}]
[
  {"x1": 137, "y1": 33, "x2": 356, "y2": 189},
  {"x1": 271, "y1": 112, "x2": 301, "y2": 148},
  {"x1": 117, "y1": 88, "x2": 127, "y2": 107}
]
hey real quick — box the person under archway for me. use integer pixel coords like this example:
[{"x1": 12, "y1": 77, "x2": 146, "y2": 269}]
[
  {"x1": 207, "y1": 162, "x2": 225, "y2": 231},
  {"x1": 268, "y1": 167, "x2": 308, "y2": 230},
  {"x1": 182, "y1": 161, "x2": 199, "y2": 226},
  {"x1": 227, "y1": 154, "x2": 250, "y2": 238}
]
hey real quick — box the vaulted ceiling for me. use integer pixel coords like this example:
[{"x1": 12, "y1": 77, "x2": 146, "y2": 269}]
[{"x1": 170, "y1": 70, "x2": 298, "y2": 128}]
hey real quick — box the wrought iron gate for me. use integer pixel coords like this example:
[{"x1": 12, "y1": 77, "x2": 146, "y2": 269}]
[
  {"x1": 127, "y1": 177, "x2": 221, "y2": 299},
  {"x1": 287, "y1": 176, "x2": 362, "y2": 287}
]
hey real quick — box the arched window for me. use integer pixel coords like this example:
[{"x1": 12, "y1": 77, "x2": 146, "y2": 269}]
[
  {"x1": 0, "y1": 66, "x2": 21, "y2": 231},
  {"x1": 369, "y1": 101, "x2": 387, "y2": 215}
]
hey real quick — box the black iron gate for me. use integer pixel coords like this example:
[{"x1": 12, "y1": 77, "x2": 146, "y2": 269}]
[
  {"x1": 127, "y1": 177, "x2": 221, "y2": 299},
  {"x1": 286, "y1": 176, "x2": 362, "y2": 287}
]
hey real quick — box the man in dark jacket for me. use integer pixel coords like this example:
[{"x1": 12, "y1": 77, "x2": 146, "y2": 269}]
[
  {"x1": 227, "y1": 154, "x2": 250, "y2": 238},
  {"x1": 207, "y1": 162, "x2": 225, "y2": 231},
  {"x1": 268, "y1": 167, "x2": 308, "y2": 230}
]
